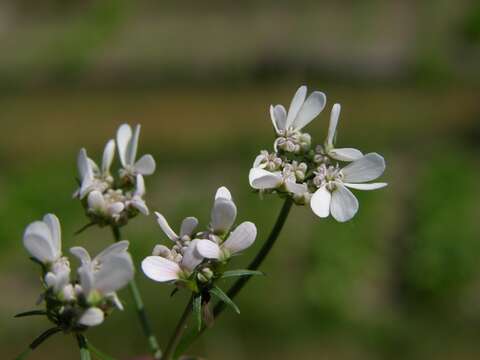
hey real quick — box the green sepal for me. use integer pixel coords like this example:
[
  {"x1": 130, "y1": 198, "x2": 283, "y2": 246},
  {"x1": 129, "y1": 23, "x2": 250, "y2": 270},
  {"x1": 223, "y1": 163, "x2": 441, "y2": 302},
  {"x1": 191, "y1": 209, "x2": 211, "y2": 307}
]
[{"x1": 209, "y1": 286, "x2": 240, "y2": 314}]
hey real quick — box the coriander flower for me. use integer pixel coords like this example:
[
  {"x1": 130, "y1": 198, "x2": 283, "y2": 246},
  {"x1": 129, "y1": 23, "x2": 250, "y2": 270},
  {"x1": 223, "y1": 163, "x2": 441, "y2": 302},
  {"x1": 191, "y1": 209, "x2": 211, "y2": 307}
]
[
  {"x1": 248, "y1": 165, "x2": 307, "y2": 196},
  {"x1": 23, "y1": 213, "x2": 62, "y2": 265},
  {"x1": 117, "y1": 123, "x2": 156, "y2": 180},
  {"x1": 310, "y1": 153, "x2": 387, "y2": 222},
  {"x1": 271, "y1": 85, "x2": 326, "y2": 153}
]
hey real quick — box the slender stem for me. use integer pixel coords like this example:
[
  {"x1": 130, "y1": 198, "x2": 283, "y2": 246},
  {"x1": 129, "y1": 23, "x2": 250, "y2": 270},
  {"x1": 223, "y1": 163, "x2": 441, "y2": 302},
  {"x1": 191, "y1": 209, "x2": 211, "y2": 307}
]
[
  {"x1": 14, "y1": 348, "x2": 31, "y2": 360},
  {"x1": 175, "y1": 197, "x2": 294, "y2": 357},
  {"x1": 76, "y1": 334, "x2": 91, "y2": 360},
  {"x1": 111, "y1": 226, "x2": 162, "y2": 360},
  {"x1": 163, "y1": 296, "x2": 194, "y2": 360},
  {"x1": 85, "y1": 338, "x2": 117, "y2": 360}
]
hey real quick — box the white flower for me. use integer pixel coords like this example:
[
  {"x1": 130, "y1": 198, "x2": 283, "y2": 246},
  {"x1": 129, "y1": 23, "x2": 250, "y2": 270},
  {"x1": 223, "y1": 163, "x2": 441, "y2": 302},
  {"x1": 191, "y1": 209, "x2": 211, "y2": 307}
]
[
  {"x1": 76, "y1": 140, "x2": 115, "y2": 199},
  {"x1": 324, "y1": 104, "x2": 363, "y2": 162},
  {"x1": 23, "y1": 214, "x2": 62, "y2": 265},
  {"x1": 142, "y1": 239, "x2": 204, "y2": 283},
  {"x1": 117, "y1": 124, "x2": 156, "y2": 178},
  {"x1": 196, "y1": 222, "x2": 257, "y2": 261},
  {"x1": 248, "y1": 167, "x2": 308, "y2": 195},
  {"x1": 87, "y1": 190, "x2": 125, "y2": 221},
  {"x1": 210, "y1": 186, "x2": 237, "y2": 235},
  {"x1": 71, "y1": 241, "x2": 134, "y2": 309},
  {"x1": 126, "y1": 175, "x2": 149, "y2": 215},
  {"x1": 310, "y1": 153, "x2": 387, "y2": 222}
]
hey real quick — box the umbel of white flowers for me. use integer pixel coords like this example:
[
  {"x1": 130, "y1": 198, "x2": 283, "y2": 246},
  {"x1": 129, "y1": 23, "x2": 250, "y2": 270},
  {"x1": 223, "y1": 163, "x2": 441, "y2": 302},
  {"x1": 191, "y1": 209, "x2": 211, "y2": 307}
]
[
  {"x1": 249, "y1": 86, "x2": 387, "y2": 222},
  {"x1": 142, "y1": 186, "x2": 259, "y2": 322},
  {"x1": 74, "y1": 123, "x2": 156, "y2": 227},
  {"x1": 22, "y1": 214, "x2": 134, "y2": 330}
]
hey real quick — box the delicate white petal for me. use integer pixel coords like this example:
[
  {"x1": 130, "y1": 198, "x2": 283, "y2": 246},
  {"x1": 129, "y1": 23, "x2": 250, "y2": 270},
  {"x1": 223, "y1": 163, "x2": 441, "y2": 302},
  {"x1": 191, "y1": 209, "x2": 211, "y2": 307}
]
[
  {"x1": 116, "y1": 124, "x2": 132, "y2": 167},
  {"x1": 108, "y1": 202, "x2": 125, "y2": 215},
  {"x1": 77, "y1": 148, "x2": 93, "y2": 181},
  {"x1": 88, "y1": 191, "x2": 105, "y2": 211},
  {"x1": 248, "y1": 168, "x2": 283, "y2": 190},
  {"x1": 95, "y1": 240, "x2": 129, "y2": 262},
  {"x1": 270, "y1": 104, "x2": 287, "y2": 132},
  {"x1": 127, "y1": 124, "x2": 141, "y2": 166},
  {"x1": 88, "y1": 158, "x2": 100, "y2": 176},
  {"x1": 155, "y1": 212, "x2": 178, "y2": 241},
  {"x1": 23, "y1": 226, "x2": 56, "y2": 263},
  {"x1": 131, "y1": 198, "x2": 149, "y2": 215},
  {"x1": 326, "y1": 103, "x2": 341, "y2": 146},
  {"x1": 43, "y1": 214, "x2": 61, "y2": 257},
  {"x1": 180, "y1": 239, "x2": 204, "y2": 271},
  {"x1": 310, "y1": 186, "x2": 331, "y2": 218},
  {"x1": 78, "y1": 266, "x2": 94, "y2": 296},
  {"x1": 134, "y1": 154, "x2": 156, "y2": 175},
  {"x1": 284, "y1": 181, "x2": 308, "y2": 195},
  {"x1": 285, "y1": 85, "x2": 307, "y2": 128},
  {"x1": 343, "y1": 182, "x2": 388, "y2": 190},
  {"x1": 293, "y1": 91, "x2": 326, "y2": 130},
  {"x1": 134, "y1": 175, "x2": 146, "y2": 197},
  {"x1": 211, "y1": 198, "x2": 237, "y2": 234},
  {"x1": 223, "y1": 222, "x2": 257, "y2": 254},
  {"x1": 253, "y1": 154, "x2": 265, "y2": 168},
  {"x1": 94, "y1": 253, "x2": 134, "y2": 294},
  {"x1": 142, "y1": 256, "x2": 181, "y2": 282},
  {"x1": 341, "y1": 153, "x2": 386, "y2": 183},
  {"x1": 196, "y1": 240, "x2": 221, "y2": 259},
  {"x1": 330, "y1": 183, "x2": 359, "y2": 222},
  {"x1": 329, "y1": 148, "x2": 363, "y2": 162},
  {"x1": 70, "y1": 246, "x2": 92, "y2": 265},
  {"x1": 79, "y1": 178, "x2": 95, "y2": 199},
  {"x1": 180, "y1": 217, "x2": 199, "y2": 237},
  {"x1": 79, "y1": 307, "x2": 104, "y2": 327},
  {"x1": 101, "y1": 139, "x2": 115, "y2": 174},
  {"x1": 215, "y1": 186, "x2": 232, "y2": 201}
]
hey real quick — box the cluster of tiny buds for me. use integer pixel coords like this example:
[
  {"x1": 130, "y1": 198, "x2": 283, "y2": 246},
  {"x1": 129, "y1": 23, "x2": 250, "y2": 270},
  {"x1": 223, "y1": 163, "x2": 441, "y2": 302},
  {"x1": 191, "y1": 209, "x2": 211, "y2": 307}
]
[{"x1": 275, "y1": 129, "x2": 311, "y2": 154}]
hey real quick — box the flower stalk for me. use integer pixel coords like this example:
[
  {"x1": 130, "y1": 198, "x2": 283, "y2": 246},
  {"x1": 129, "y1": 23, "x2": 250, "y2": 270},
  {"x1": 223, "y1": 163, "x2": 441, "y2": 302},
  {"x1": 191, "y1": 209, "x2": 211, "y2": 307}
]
[
  {"x1": 76, "y1": 334, "x2": 92, "y2": 360},
  {"x1": 111, "y1": 226, "x2": 162, "y2": 360}
]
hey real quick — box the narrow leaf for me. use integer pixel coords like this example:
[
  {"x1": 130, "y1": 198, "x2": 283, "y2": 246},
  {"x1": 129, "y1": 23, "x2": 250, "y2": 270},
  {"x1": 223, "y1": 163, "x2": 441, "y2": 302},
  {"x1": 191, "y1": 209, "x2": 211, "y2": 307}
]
[
  {"x1": 209, "y1": 286, "x2": 240, "y2": 314},
  {"x1": 15, "y1": 310, "x2": 47, "y2": 318},
  {"x1": 192, "y1": 295, "x2": 202, "y2": 332},
  {"x1": 221, "y1": 270, "x2": 264, "y2": 279}
]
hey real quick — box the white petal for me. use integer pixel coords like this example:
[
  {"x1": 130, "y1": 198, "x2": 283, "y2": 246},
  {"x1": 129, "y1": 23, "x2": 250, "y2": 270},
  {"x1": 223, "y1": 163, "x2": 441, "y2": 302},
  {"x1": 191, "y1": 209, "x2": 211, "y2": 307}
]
[
  {"x1": 270, "y1": 104, "x2": 287, "y2": 132},
  {"x1": 196, "y1": 240, "x2": 221, "y2": 259},
  {"x1": 88, "y1": 158, "x2": 100, "y2": 176},
  {"x1": 326, "y1": 103, "x2": 341, "y2": 146},
  {"x1": 223, "y1": 222, "x2": 257, "y2": 254},
  {"x1": 155, "y1": 212, "x2": 178, "y2": 241},
  {"x1": 134, "y1": 175, "x2": 146, "y2": 197},
  {"x1": 126, "y1": 124, "x2": 141, "y2": 166},
  {"x1": 285, "y1": 85, "x2": 307, "y2": 129},
  {"x1": 116, "y1": 124, "x2": 132, "y2": 167},
  {"x1": 95, "y1": 240, "x2": 129, "y2": 263},
  {"x1": 292, "y1": 91, "x2": 326, "y2": 130},
  {"x1": 108, "y1": 202, "x2": 125, "y2": 215},
  {"x1": 330, "y1": 183, "x2": 359, "y2": 222},
  {"x1": 180, "y1": 239, "x2": 204, "y2": 271},
  {"x1": 43, "y1": 214, "x2": 61, "y2": 257},
  {"x1": 23, "y1": 224, "x2": 57, "y2": 263},
  {"x1": 134, "y1": 154, "x2": 156, "y2": 175},
  {"x1": 94, "y1": 253, "x2": 134, "y2": 294},
  {"x1": 88, "y1": 191, "x2": 105, "y2": 211},
  {"x1": 215, "y1": 186, "x2": 232, "y2": 201},
  {"x1": 131, "y1": 198, "x2": 149, "y2": 215},
  {"x1": 102, "y1": 139, "x2": 116, "y2": 174},
  {"x1": 344, "y1": 182, "x2": 388, "y2": 190},
  {"x1": 142, "y1": 256, "x2": 181, "y2": 282},
  {"x1": 248, "y1": 168, "x2": 282, "y2": 190},
  {"x1": 70, "y1": 246, "x2": 92, "y2": 265},
  {"x1": 341, "y1": 153, "x2": 386, "y2": 183},
  {"x1": 310, "y1": 186, "x2": 331, "y2": 218},
  {"x1": 79, "y1": 307, "x2": 104, "y2": 327},
  {"x1": 329, "y1": 148, "x2": 363, "y2": 162},
  {"x1": 77, "y1": 148, "x2": 93, "y2": 181},
  {"x1": 180, "y1": 217, "x2": 198, "y2": 237},
  {"x1": 211, "y1": 198, "x2": 237, "y2": 234},
  {"x1": 253, "y1": 154, "x2": 265, "y2": 168},
  {"x1": 78, "y1": 265, "x2": 94, "y2": 296},
  {"x1": 152, "y1": 244, "x2": 171, "y2": 257},
  {"x1": 284, "y1": 181, "x2": 308, "y2": 195},
  {"x1": 108, "y1": 292, "x2": 124, "y2": 310}
]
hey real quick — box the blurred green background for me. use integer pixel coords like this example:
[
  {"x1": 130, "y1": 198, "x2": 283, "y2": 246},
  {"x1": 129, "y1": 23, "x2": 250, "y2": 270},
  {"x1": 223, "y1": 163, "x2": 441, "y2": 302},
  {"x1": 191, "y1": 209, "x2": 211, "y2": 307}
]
[{"x1": 1, "y1": 1, "x2": 480, "y2": 359}]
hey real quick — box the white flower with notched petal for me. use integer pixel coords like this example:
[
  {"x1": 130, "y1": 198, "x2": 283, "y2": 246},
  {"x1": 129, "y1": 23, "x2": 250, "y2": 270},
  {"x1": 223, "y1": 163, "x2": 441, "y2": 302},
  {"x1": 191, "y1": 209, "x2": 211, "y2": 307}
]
[
  {"x1": 142, "y1": 239, "x2": 204, "y2": 283},
  {"x1": 75, "y1": 140, "x2": 115, "y2": 199},
  {"x1": 196, "y1": 222, "x2": 257, "y2": 261},
  {"x1": 23, "y1": 214, "x2": 62, "y2": 265},
  {"x1": 323, "y1": 104, "x2": 363, "y2": 162},
  {"x1": 271, "y1": 85, "x2": 326, "y2": 153},
  {"x1": 116, "y1": 124, "x2": 156, "y2": 179},
  {"x1": 310, "y1": 153, "x2": 387, "y2": 222}
]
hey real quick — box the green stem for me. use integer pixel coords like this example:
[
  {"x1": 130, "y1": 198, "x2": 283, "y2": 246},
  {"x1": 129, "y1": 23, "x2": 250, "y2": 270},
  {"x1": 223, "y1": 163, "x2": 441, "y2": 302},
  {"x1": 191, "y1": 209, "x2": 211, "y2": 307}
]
[
  {"x1": 163, "y1": 296, "x2": 194, "y2": 360},
  {"x1": 85, "y1": 338, "x2": 117, "y2": 360},
  {"x1": 175, "y1": 197, "x2": 294, "y2": 357},
  {"x1": 14, "y1": 348, "x2": 31, "y2": 360},
  {"x1": 76, "y1": 334, "x2": 91, "y2": 360},
  {"x1": 111, "y1": 226, "x2": 162, "y2": 360}
]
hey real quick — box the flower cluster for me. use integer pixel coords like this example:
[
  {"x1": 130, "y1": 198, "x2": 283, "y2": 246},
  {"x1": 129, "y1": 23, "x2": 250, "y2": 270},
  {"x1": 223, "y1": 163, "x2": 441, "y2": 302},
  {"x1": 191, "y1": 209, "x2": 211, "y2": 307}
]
[
  {"x1": 249, "y1": 86, "x2": 387, "y2": 222},
  {"x1": 142, "y1": 187, "x2": 258, "y2": 321},
  {"x1": 22, "y1": 214, "x2": 134, "y2": 330},
  {"x1": 75, "y1": 123, "x2": 156, "y2": 227}
]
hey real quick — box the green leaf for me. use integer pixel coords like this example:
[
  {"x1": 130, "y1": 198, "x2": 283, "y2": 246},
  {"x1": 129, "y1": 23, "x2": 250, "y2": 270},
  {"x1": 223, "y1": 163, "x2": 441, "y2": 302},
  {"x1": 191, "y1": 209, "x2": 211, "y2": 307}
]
[
  {"x1": 209, "y1": 286, "x2": 240, "y2": 314},
  {"x1": 221, "y1": 270, "x2": 264, "y2": 279},
  {"x1": 15, "y1": 310, "x2": 47, "y2": 318},
  {"x1": 192, "y1": 295, "x2": 202, "y2": 332}
]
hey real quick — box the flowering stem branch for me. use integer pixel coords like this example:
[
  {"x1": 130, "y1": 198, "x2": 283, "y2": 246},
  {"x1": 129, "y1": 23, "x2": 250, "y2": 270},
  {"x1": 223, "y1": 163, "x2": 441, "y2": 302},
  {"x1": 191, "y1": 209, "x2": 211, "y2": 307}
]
[
  {"x1": 175, "y1": 197, "x2": 294, "y2": 357},
  {"x1": 76, "y1": 334, "x2": 91, "y2": 360},
  {"x1": 111, "y1": 226, "x2": 162, "y2": 360},
  {"x1": 162, "y1": 296, "x2": 194, "y2": 360}
]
